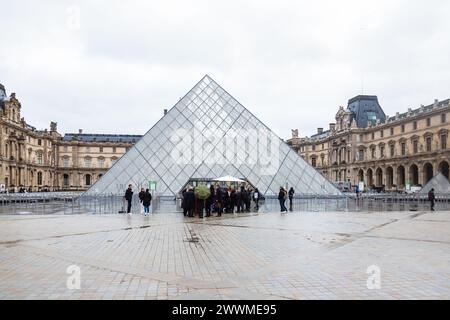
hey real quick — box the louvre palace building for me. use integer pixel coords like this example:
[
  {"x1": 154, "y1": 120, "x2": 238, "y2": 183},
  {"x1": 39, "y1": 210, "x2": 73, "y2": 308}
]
[
  {"x1": 0, "y1": 83, "x2": 141, "y2": 192},
  {"x1": 1, "y1": 80, "x2": 449, "y2": 193},
  {"x1": 287, "y1": 95, "x2": 450, "y2": 192}
]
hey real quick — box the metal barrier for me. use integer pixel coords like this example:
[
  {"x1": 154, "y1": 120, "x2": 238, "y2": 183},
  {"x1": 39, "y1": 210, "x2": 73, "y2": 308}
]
[{"x1": 0, "y1": 192, "x2": 449, "y2": 215}]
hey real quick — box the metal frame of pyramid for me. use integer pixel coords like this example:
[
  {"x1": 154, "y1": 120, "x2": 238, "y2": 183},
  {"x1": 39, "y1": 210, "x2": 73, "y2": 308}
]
[{"x1": 84, "y1": 75, "x2": 342, "y2": 197}]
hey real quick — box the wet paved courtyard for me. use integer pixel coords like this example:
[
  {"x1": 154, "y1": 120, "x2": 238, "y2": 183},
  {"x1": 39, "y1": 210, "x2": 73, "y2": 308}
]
[{"x1": 0, "y1": 210, "x2": 449, "y2": 300}]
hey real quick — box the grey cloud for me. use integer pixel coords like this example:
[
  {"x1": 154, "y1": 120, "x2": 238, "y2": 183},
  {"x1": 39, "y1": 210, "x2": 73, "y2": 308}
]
[{"x1": 0, "y1": 0, "x2": 449, "y2": 139}]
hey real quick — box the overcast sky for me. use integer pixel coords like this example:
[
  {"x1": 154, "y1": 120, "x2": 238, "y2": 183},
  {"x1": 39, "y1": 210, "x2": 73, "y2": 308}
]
[{"x1": 1, "y1": 0, "x2": 449, "y2": 139}]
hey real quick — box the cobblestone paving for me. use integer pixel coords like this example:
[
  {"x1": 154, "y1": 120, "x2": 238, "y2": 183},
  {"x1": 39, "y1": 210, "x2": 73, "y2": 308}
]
[{"x1": 0, "y1": 210, "x2": 449, "y2": 300}]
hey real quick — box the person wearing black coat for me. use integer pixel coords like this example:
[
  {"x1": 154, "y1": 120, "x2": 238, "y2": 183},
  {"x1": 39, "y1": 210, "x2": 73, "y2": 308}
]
[
  {"x1": 288, "y1": 187, "x2": 295, "y2": 211},
  {"x1": 428, "y1": 188, "x2": 436, "y2": 211},
  {"x1": 236, "y1": 190, "x2": 242, "y2": 213},
  {"x1": 215, "y1": 186, "x2": 223, "y2": 216},
  {"x1": 223, "y1": 188, "x2": 230, "y2": 213},
  {"x1": 182, "y1": 189, "x2": 188, "y2": 216},
  {"x1": 205, "y1": 185, "x2": 215, "y2": 217},
  {"x1": 185, "y1": 189, "x2": 195, "y2": 217},
  {"x1": 124, "y1": 184, "x2": 133, "y2": 214},
  {"x1": 142, "y1": 189, "x2": 152, "y2": 215},
  {"x1": 278, "y1": 187, "x2": 288, "y2": 213},
  {"x1": 240, "y1": 186, "x2": 250, "y2": 213},
  {"x1": 138, "y1": 188, "x2": 145, "y2": 214},
  {"x1": 230, "y1": 189, "x2": 237, "y2": 213}
]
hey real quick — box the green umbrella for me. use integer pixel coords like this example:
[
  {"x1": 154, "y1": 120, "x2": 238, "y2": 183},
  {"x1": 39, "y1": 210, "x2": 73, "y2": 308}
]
[{"x1": 194, "y1": 184, "x2": 211, "y2": 200}]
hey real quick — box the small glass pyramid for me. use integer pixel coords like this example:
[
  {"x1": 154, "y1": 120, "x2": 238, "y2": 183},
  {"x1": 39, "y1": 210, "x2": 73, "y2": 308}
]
[{"x1": 85, "y1": 75, "x2": 341, "y2": 197}]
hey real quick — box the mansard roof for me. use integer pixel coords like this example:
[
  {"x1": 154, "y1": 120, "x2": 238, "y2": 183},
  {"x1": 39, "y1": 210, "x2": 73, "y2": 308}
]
[{"x1": 62, "y1": 133, "x2": 143, "y2": 143}]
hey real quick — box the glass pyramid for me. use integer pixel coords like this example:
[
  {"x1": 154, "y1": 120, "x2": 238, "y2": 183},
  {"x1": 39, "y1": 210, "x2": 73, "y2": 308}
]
[
  {"x1": 419, "y1": 172, "x2": 450, "y2": 194},
  {"x1": 85, "y1": 75, "x2": 342, "y2": 197}
]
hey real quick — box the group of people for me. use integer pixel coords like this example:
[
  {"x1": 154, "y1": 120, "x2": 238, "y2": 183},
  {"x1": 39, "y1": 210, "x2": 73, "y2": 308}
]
[
  {"x1": 181, "y1": 184, "x2": 261, "y2": 218},
  {"x1": 123, "y1": 184, "x2": 153, "y2": 215},
  {"x1": 278, "y1": 187, "x2": 295, "y2": 213},
  {"x1": 123, "y1": 183, "x2": 299, "y2": 216}
]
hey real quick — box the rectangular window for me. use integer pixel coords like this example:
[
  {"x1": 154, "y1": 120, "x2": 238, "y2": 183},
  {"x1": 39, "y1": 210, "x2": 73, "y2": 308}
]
[
  {"x1": 358, "y1": 149, "x2": 364, "y2": 161},
  {"x1": 84, "y1": 158, "x2": 91, "y2": 168},
  {"x1": 63, "y1": 158, "x2": 70, "y2": 167},
  {"x1": 38, "y1": 139, "x2": 42, "y2": 146},
  {"x1": 413, "y1": 140, "x2": 418, "y2": 154},
  {"x1": 426, "y1": 118, "x2": 431, "y2": 127},
  {"x1": 311, "y1": 158, "x2": 317, "y2": 167},
  {"x1": 401, "y1": 143, "x2": 406, "y2": 156},
  {"x1": 401, "y1": 124, "x2": 405, "y2": 133},
  {"x1": 371, "y1": 132, "x2": 375, "y2": 140},
  {"x1": 441, "y1": 134, "x2": 447, "y2": 150},
  {"x1": 371, "y1": 148, "x2": 375, "y2": 159},
  {"x1": 442, "y1": 113, "x2": 447, "y2": 124},
  {"x1": 380, "y1": 146, "x2": 385, "y2": 158},
  {"x1": 64, "y1": 146, "x2": 68, "y2": 152},
  {"x1": 99, "y1": 147, "x2": 103, "y2": 153},
  {"x1": 390, "y1": 145, "x2": 395, "y2": 157},
  {"x1": 390, "y1": 127, "x2": 394, "y2": 136},
  {"x1": 426, "y1": 137, "x2": 432, "y2": 152},
  {"x1": 98, "y1": 159, "x2": 105, "y2": 168},
  {"x1": 413, "y1": 121, "x2": 417, "y2": 130},
  {"x1": 312, "y1": 145, "x2": 316, "y2": 151},
  {"x1": 113, "y1": 147, "x2": 117, "y2": 153},
  {"x1": 37, "y1": 153, "x2": 43, "y2": 165},
  {"x1": 380, "y1": 130, "x2": 384, "y2": 138}
]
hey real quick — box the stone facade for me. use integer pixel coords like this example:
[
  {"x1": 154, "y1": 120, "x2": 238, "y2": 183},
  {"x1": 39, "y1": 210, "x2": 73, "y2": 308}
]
[
  {"x1": 287, "y1": 96, "x2": 450, "y2": 192},
  {"x1": 0, "y1": 84, "x2": 141, "y2": 192}
]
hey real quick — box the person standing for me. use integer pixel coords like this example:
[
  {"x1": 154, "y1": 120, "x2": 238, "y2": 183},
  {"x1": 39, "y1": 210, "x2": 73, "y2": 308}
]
[
  {"x1": 278, "y1": 187, "x2": 288, "y2": 213},
  {"x1": 205, "y1": 185, "x2": 214, "y2": 217},
  {"x1": 240, "y1": 186, "x2": 248, "y2": 213},
  {"x1": 230, "y1": 189, "x2": 237, "y2": 213},
  {"x1": 288, "y1": 187, "x2": 295, "y2": 211},
  {"x1": 245, "y1": 187, "x2": 251, "y2": 212},
  {"x1": 138, "y1": 188, "x2": 145, "y2": 214},
  {"x1": 428, "y1": 188, "x2": 436, "y2": 211},
  {"x1": 253, "y1": 188, "x2": 260, "y2": 211},
  {"x1": 185, "y1": 188, "x2": 195, "y2": 217},
  {"x1": 142, "y1": 189, "x2": 152, "y2": 215},
  {"x1": 182, "y1": 189, "x2": 188, "y2": 216},
  {"x1": 236, "y1": 189, "x2": 242, "y2": 213},
  {"x1": 223, "y1": 188, "x2": 230, "y2": 213},
  {"x1": 215, "y1": 186, "x2": 223, "y2": 217},
  {"x1": 124, "y1": 184, "x2": 133, "y2": 214}
]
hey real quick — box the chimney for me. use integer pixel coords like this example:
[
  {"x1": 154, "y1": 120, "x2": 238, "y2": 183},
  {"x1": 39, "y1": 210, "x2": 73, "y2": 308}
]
[
  {"x1": 317, "y1": 128, "x2": 323, "y2": 134},
  {"x1": 329, "y1": 123, "x2": 336, "y2": 132},
  {"x1": 164, "y1": 109, "x2": 168, "y2": 115},
  {"x1": 79, "y1": 129, "x2": 83, "y2": 134}
]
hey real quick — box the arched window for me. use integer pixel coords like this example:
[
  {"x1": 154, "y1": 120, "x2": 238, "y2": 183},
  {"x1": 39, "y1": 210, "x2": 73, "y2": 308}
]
[{"x1": 37, "y1": 172, "x2": 43, "y2": 186}]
